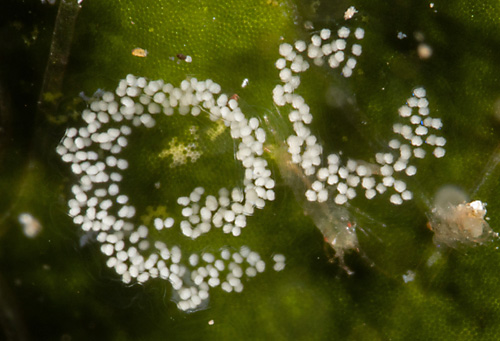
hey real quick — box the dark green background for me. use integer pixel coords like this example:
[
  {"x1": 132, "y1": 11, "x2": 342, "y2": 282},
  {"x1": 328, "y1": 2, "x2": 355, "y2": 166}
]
[{"x1": 1, "y1": 0, "x2": 500, "y2": 340}]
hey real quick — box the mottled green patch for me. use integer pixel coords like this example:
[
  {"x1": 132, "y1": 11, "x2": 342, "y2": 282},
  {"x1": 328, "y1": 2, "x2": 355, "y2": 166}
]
[{"x1": 2, "y1": 0, "x2": 500, "y2": 340}]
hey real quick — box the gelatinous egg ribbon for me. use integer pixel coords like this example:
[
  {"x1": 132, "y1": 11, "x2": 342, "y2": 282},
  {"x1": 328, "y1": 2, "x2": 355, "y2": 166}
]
[
  {"x1": 58, "y1": 21, "x2": 449, "y2": 311},
  {"x1": 271, "y1": 24, "x2": 447, "y2": 271}
]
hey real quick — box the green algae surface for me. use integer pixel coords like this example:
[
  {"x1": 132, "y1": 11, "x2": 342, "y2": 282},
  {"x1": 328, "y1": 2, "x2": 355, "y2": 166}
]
[{"x1": 1, "y1": 0, "x2": 500, "y2": 340}]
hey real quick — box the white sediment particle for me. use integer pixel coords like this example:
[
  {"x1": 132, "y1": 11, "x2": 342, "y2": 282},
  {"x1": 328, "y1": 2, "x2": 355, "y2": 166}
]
[
  {"x1": 344, "y1": 6, "x2": 358, "y2": 20},
  {"x1": 418, "y1": 43, "x2": 433, "y2": 60},
  {"x1": 402, "y1": 270, "x2": 416, "y2": 283},
  {"x1": 397, "y1": 32, "x2": 408, "y2": 40},
  {"x1": 18, "y1": 213, "x2": 42, "y2": 238}
]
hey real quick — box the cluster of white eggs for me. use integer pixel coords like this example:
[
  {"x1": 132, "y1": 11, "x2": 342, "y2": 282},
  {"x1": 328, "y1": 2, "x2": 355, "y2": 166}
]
[
  {"x1": 58, "y1": 7, "x2": 465, "y2": 310},
  {"x1": 273, "y1": 26, "x2": 446, "y2": 208},
  {"x1": 58, "y1": 74, "x2": 285, "y2": 311}
]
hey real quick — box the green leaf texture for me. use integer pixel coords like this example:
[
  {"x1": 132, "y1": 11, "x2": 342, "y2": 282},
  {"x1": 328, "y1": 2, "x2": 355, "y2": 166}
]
[{"x1": 1, "y1": 0, "x2": 500, "y2": 340}]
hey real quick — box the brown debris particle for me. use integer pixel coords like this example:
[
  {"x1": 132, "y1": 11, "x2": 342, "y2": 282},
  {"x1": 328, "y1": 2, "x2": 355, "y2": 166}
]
[{"x1": 427, "y1": 186, "x2": 497, "y2": 248}]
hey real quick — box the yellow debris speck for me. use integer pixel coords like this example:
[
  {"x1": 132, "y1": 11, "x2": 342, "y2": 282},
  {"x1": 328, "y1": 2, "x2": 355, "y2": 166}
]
[{"x1": 132, "y1": 47, "x2": 148, "y2": 57}]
